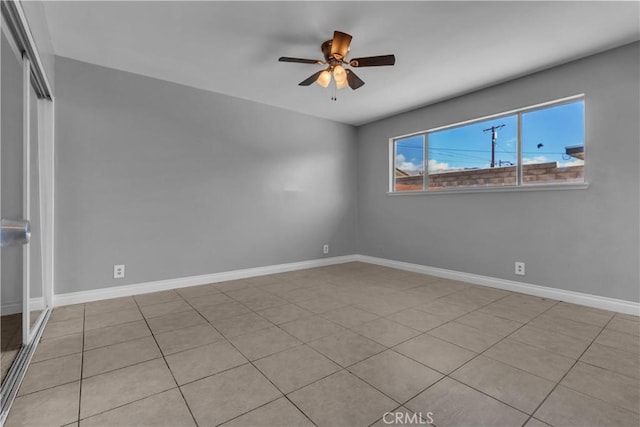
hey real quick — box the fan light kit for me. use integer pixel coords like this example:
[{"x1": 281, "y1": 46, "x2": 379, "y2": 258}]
[{"x1": 279, "y1": 30, "x2": 396, "y2": 100}]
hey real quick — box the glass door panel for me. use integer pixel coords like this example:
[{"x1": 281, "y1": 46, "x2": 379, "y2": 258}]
[
  {"x1": 28, "y1": 83, "x2": 43, "y2": 331},
  {"x1": 0, "y1": 25, "x2": 25, "y2": 383}
]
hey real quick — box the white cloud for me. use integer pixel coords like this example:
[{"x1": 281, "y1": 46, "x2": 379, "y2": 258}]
[
  {"x1": 427, "y1": 159, "x2": 450, "y2": 171},
  {"x1": 395, "y1": 154, "x2": 423, "y2": 172},
  {"x1": 522, "y1": 156, "x2": 548, "y2": 165}
]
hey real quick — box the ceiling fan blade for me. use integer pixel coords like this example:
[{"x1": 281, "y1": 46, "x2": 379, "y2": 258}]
[
  {"x1": 349, "y1": 54, "x2": 396, "y2": 67},
  {"x1": 279, "y1": 57, "x2": 323, "y2": 65},
  {"x1": 298, "y1": 70, "x2": 324, "y2": 86},
  {"x1": 346, "y1": 69, "x2": 365, "y2": 90},
  {"x1": 330, "y1": 31, "x2": 352, "y2": 59}
]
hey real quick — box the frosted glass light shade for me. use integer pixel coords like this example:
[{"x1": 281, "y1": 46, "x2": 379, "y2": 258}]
[
  {"x1": 316, "y1": 70, "x2": 332, "y2": 88},
  {"x1": 333, "y1": 65, "x2": 347, "y2": 89}
]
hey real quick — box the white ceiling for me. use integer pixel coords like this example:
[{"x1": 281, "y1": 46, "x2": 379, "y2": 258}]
[{"x1": 41, "y1": 1, "x2": 639, "y2": 126}]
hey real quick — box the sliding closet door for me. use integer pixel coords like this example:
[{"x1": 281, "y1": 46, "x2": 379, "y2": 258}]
[
  {"x1": 0, "y1": 21, "x2": 26, "y2": 384},
  {"x1": 1, "y1": 8, "x2": 50, "y2": 406},
  {"x1": 0, "y1": 2, "x2": 54, "y2": 422}
]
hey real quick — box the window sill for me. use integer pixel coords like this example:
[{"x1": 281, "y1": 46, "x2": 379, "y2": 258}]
[{"x1": 387, "y1": 182, "x2": 590, "y2": 196}]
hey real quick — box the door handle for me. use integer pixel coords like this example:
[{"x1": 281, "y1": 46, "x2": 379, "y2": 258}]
[{"x1": 1, "y1": 219, "x2": 31, "y2": 247}]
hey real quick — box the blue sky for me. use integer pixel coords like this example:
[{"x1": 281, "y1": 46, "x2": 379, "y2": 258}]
[{"x1": 395, "y1": 100, "x2": 584, "y2": 173}]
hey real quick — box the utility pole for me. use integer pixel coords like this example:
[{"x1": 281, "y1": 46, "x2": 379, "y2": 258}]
[{"x1": 483, "y1": 124, "x2": 505, "y2": 168}]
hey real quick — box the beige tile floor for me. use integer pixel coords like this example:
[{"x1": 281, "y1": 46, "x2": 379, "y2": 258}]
[{"x1": 5, "y1": 262, "x2": 640, "y2": 427}]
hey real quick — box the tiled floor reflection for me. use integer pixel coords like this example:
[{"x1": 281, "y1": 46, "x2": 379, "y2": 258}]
[{"x1": 1, "y1": 313, "x2": 22, "y2": 383}]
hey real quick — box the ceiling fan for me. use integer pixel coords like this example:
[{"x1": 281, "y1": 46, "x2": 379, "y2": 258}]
[{"x1": 278, "y1": 31, "x2": 395, "y2": 93}]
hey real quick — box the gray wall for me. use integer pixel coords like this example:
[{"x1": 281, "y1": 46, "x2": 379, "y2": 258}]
[
  {"x1": 54, "y1": 43, "x2": 639, "y2": 303},
  {"x1": 54, "y1": 57, "x2": 357, "y2": 294},
  {"x1": 357, "y1": 42, "x2": 640, "y2": 302}
]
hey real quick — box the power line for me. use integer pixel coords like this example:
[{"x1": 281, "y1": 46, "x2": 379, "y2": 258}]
[{"x1": 429, "y1": 149, "x2": 489, "y2": 163}]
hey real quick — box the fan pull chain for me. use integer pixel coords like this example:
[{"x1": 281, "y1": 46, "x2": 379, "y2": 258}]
[{"x1": 331, "y1": 80, "x2": 337, "y2": 101}]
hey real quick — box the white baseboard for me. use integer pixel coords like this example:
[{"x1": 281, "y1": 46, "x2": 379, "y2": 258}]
[
  {"x1": 355, "y1": 255, "x2": 640, "y2": 316},
  {"x1": 53, "y1": 255, "x2": 358, "y2": 307},
  {"x1": 1, "y1": 298, "x2": 45, "y2": 316},
  {"x1": 1, "y1": 302, "x2": 23, "y2": 316},
  {"x1": 52, "y1": 253, "x2": 638, "y2": 316}
]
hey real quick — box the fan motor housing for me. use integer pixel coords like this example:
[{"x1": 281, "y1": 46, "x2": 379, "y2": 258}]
[{"x1": 321, "y1": 40, "x2": 342, "y2": 65}]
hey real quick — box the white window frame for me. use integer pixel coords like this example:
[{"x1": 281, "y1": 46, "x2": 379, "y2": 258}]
[{"x1": 389, "y1": 94, "x2": 588, "y2": 195}]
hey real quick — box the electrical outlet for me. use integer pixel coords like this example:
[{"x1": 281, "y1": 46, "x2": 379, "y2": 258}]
[
  {"x1": 515, "y1": 261, "x2": 525, "y2": 276},
  {"x1": 114, "y1": 264, "x2": 125, "y2": 279},
  {"x1": 323, "y1": 244, "x2": 329, "y2": 254}
]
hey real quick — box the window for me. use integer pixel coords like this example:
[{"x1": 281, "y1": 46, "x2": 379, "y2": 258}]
[
  {"x1": 394, "y1": 135, "x2": 424, "y2": 191},
  {"x1": 522, "y1": 101, "x2": 585, "y2": 184},
  {"x1": 391, "y1": 97, "x2": 585, "y2": 192}
]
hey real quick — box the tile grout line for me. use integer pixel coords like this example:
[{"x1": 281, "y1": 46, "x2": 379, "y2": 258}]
[
  {"x1": 69, "y1": 300, "x2": 171, "y2": 423},
  {"x1": 360, "y1": 298, "x2": 540, "y2": 426},
  {"x1": 163, "y1": 275, "x2": 634, "y2": 424},
  {"x1": 133, "y1": 293, "x2": 201, "y2": 427},
  {"x1": 21, "y1": 292, "x2": 521, "y2": 418},
  {"x1": 208, "y1": 327, "x2": 309, "y2": 423},
  {"x1": 62, "y1": 294, "x2": 204, "y2": 424},
  {"x1": 83, "y1": 326, "x2": 149, "y2": 352},
  {"x1": 443, "y1": 295, "x2": 560, "y2": 373},
  {"x1": 383, "y1": 292, "x2": 524, "y2": 374},
  {"x1": 175, "y1": 286, "x2": 298, "y2": 426},
  {"x1": 522, "y1": 312, "x2": 628, "y2": 425},
  {"x1": 359, "y1": 294, "x2": 562, "y2": 424},
  {"x1": 187, "y1": 278, "x2": 410, "y2": 426},
  {"x1": 262, "y1": 280, "x2": 519, "y2": 417},
  {"x1": 75, "y1": 361, "x2": 250, "y2": 423},
  {"x1": 202, "y1": 302, "x2": 319, "y2": 426},
  {"x1": 440, "y1": 297, "x2": 564, "y2": 426},
  {"x1": 27, "y1": 268, "x2": 637, "y2": 426},
  {"x1": 6, "y1": 309, "x2": 86, "y2": 414},
  {"x1": 76, "y1": 303, "x2": 86, "y2": 424},
  {"x1": 376, "y1": 294, "x2": 541, "y2": 422},
  {"x1": 230, "y1": 280, "x2": 511, "y2": 424}
]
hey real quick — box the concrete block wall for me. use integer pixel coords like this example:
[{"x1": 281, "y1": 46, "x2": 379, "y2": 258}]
[{"x1": 395, "y1": 162, "x2": 584, "y2": 190}]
